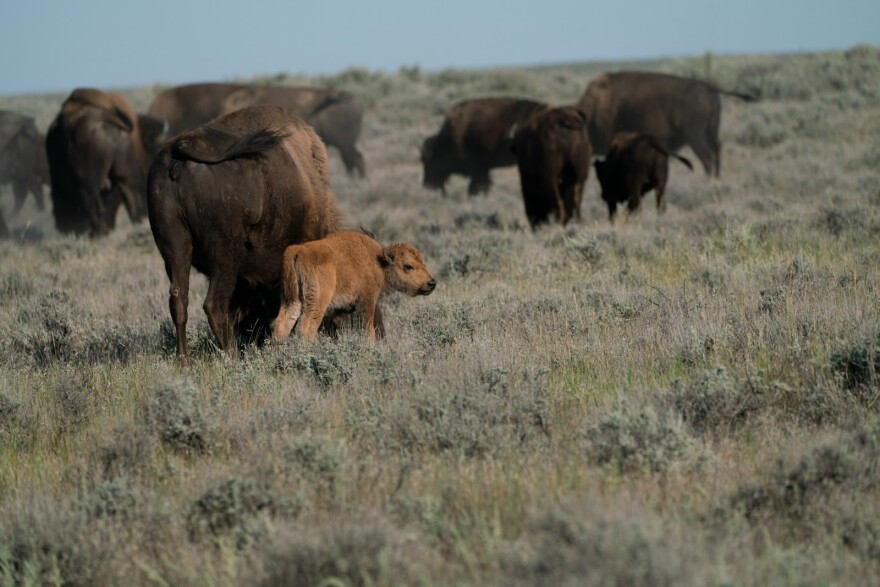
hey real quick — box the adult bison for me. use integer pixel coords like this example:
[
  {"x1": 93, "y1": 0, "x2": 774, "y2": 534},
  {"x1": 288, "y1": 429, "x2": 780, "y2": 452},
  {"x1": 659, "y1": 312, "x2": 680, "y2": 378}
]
[
  {"x1": 220, "y1": 86, "x2": 366, "y2": 177},
  {"x1": 594, "y1": 131, "x2": 693, "y2": 221},
  {"x1": 511, "y1": 105, "x2": 592, "y2": 229},
  {"x1": 578, "y1": 71, "x2": 755, "y2": 177},
  {"x1": 148, "y1": 82, "x2": 246, "y2": 137},
  {"x1": 46, "y1": 88, "x2": 166, "y2": 236},
  {"x1": 0, "y1": 111, "x2": 49, "y2": 218},
  {"x1": 147, "y1": 105, "x2": 344, "y2": 362},
  {"x1": 421, "y1": 98, "x2": 545, "y2": 196}
]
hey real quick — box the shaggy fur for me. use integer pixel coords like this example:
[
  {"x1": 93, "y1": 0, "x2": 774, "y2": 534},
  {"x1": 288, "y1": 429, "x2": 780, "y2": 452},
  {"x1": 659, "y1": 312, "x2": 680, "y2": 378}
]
[
  {"x1": 148, "y1": 105, "x2": 343, "y2": 361},
  {"x1": 273, "y1": 230, "x2": 436, "y2": 342}
]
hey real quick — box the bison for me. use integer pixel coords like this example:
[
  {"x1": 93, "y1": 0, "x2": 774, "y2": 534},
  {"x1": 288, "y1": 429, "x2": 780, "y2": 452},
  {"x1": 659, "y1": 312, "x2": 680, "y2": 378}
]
[
  {"x1": 0, "y1": 111, "x2": 49, "y2": 219},
  {"x1": 578, "y1": 71, "x2": 755, "y2": 177},
  {"x1": 148, "y1": 82, "x2": 247, "y2": 137},
  {"x1": 273, "y1": 231, "x2": 435, "y2": 343},
  {"x1": 511, "y1": 105, "x2": 592, "y2": 229},
  {"x1": 220, "y1": 86, "x2": 366, "y2": 177},
  {"x1": 421, "y1": 98, "x2": 545, "y2": 196},
  {"x1": 594, "y1": 131, "x2": 693, "y2": 221},
  {"x1": 46, "y1": 89, "x2": 166, "y2": 236},
  {"x1": 149, "y1": 83, "x2": 367, "y2": 177},
  {"x1": 147, "y1": 105, "x2": 344, "y2": 362}
]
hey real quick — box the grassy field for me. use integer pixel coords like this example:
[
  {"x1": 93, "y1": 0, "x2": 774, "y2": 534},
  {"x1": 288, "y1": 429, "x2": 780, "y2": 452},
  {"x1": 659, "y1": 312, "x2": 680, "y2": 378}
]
[{"x1": 0, "y1": 45, "x2": 879, "y2": 585}]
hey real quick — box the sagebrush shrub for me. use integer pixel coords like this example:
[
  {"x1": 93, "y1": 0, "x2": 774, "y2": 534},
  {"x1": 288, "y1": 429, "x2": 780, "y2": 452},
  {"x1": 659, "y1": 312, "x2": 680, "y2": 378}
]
[
  {"x1": 727, "y1": 422, "x2": 880, "y2": 531},
  {"x1": 14, "y1": 290, "x2": 76, "y2": 365},
  {"x1": 144, "y1": 378, "x2": 208, "y2": 453},
  {"x1": 352, "y1": 365, "x2": 551, "y2": 457},
  {"x1": 831, "y1": 333, "x2": 879, "y2": 393},
  {"x1": 260, "y1": 513, "x2": 430, "y2": 587},
  {"x1": 582, "y1": 404, "x2": 703, "y2": 474},
  {"x1": 272, "y1": 337, "x2": 362, "y2": 387},
  {"x1": 497, "y1": 497, "x2": 713, "y2": 587},
  {"x1": 187, "y1": 476, "x2": 274, "y2": 546}
]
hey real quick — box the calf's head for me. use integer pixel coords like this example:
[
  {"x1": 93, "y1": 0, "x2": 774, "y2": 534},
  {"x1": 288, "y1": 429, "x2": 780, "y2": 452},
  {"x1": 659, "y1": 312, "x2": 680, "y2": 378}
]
[{"x1": 381, "y1": 243, "x2": 436, "y2": 296}]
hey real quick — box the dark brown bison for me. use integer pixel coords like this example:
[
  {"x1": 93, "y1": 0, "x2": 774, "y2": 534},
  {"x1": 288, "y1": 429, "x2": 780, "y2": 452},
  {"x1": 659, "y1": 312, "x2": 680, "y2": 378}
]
[
  {"x1": 421, "y1": 98, "x2": 545, "y2": 196},
  {"x1": 221, "y1": 86, "x2": 366, "y2": 177},
  {"x1": 148, "y1": 82, "x2": 246, "y2": 137},
  {"x1": 147, "y1": 105, "x2": 344, "y2": 362},
  {"x1": 511, "y1": 105, "x2": 592, "y2": 228},
  {"x1": 594, "y1": 131, "x2": 693, "y2": 222},
  {"x1": 0, "y1": 111, "x2": 49, "y2": 219},
  {"x1": 46, "y1": 89, "x2": 166, "y2": 236},
  {"x1": 578, "y1": 71, "x2": 755, "y2": 177}
]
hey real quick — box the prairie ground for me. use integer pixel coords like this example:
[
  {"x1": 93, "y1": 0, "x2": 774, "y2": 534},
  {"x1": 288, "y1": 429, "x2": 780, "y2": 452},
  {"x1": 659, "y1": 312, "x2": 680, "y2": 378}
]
[{"x1": 0, "y1": 46, "x2": 879, "y2": 585}]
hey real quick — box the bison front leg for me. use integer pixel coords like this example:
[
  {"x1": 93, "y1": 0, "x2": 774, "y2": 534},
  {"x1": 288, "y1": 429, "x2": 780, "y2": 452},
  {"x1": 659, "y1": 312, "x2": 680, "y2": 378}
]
[
  {"x1": 204, "y1": 270, "x2": 239, "y2": 358},
  {"x1": 467, "y1": 169, "x2": 492, "y2": 196},
  {"x1": 78, "y1": 186, "x2": 111, "y2": 237},
  {"x1": 362, "y1": 297, "x2": 380, "y2": 343},
  {"x1": 605, "y1": 199, "x2": 618, "y2": 224},
  {"x1": 373, "y1": 304, "x2": 386, "y2": 340}
]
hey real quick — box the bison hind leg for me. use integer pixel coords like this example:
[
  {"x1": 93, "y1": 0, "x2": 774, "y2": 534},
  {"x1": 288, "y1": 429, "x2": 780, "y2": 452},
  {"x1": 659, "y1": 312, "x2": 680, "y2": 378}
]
[
  {"x1": 273, "y1": 300, "x2": 302, "y2": 342},
  {"x1": 299, "y1": 269, "x2": 335, "y2": 342},
  {"x1": 203, "y1": 269, "x2": 240, "y2": 358},
  {"x1": 161, "y1": 240, "x2": 193, "y2": 363}
]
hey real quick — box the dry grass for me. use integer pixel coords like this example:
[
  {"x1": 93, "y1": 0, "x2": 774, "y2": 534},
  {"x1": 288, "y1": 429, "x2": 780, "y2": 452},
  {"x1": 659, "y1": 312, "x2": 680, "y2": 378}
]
[{"x1": 0, "y1": 46, "x2": 879, "y2": 585}]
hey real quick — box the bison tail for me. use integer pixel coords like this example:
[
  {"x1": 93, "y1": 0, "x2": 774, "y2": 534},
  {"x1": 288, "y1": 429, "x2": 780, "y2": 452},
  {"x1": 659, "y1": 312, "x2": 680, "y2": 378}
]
[
  {"x1": 171, "y1": 127, "x2": 289, "y2": 164},
  {"x1": 310, "y1": 92, "x2": 352, "y2": 116},
  {"x1": 281, "y1": 248, "x2": 303, "y2": 308},
  {"x1": 674, "y1": 155, "x2": 694, "y2": 171},
  {"x1": 719, "y1": 90, "x2": 758, "y2": 102}
]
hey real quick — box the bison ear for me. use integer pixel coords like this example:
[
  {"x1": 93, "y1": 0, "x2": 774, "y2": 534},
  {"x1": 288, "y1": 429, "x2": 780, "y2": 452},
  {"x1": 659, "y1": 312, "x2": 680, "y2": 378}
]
[{"x1": 379, "y1": 248, "x2": 396, "y2": 267}]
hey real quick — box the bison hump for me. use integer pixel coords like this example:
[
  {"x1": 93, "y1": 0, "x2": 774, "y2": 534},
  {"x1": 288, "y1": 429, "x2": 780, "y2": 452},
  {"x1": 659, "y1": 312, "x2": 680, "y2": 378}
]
[{"x1": 170, "y1": 127, "x2": 288, "y2": 165}]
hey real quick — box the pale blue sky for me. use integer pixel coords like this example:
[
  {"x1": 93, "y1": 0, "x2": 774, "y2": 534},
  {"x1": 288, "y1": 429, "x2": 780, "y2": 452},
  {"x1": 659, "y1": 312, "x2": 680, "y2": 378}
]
[{"x1": 1, "y1": 0, "x2": 877, "y2": 96}]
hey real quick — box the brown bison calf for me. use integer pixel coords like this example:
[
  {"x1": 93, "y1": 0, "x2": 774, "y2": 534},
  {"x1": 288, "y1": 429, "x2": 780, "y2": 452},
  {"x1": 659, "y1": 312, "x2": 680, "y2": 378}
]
[
  {"x1": 594, "y1": 131, "x2": 693, "y2": 222},
  {"x1": 273, "y1": 231, "x2": 436, "y2": 342}
]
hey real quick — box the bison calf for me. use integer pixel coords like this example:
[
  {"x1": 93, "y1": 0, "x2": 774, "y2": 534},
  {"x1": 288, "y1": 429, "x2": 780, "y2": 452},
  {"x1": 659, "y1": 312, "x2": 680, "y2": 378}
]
[
  {"x1": 273, "y1": 231, "x2": 436, "y2": 342},
  {"x1": 594, "y1": 131, "x2": 693, "y2": 222}
]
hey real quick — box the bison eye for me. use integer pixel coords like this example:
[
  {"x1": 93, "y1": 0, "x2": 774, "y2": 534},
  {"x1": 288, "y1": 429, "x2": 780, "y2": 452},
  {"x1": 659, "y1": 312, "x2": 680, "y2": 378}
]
[{"x1": 403, "y1": 264, "x2": 414, "y2": 271}]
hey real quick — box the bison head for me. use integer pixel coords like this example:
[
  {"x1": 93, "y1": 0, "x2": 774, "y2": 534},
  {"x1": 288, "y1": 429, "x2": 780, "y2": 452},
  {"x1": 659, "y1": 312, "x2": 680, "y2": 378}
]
[
  {"x1": 137, "y1": 115, "x2": 168, "y2": 158},
  {"x1": 420, "y1": 135, "x2": 451, "y2": 193},
  {"x1": 381, "y1": 243, "x2": 436, "y2": 297}
]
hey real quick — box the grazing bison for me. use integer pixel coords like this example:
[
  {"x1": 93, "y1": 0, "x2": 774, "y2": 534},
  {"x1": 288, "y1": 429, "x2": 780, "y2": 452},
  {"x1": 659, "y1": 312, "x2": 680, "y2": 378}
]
[
  {"x1": 221, "y1": 86, "x2": 366, "y2": 177},
  {"x1": 594, "y1": 131, "x2": 693, "y2": 221},
  {"x1": 148, "y1": 105, "x2": 343, "y2": 362},
  {"x1": 578, "y1": 71, "x2": 755, "y2": 176},
  {"x1": 148, "y1": 82, "x2": 247, "y2": 137},
  {"x1": 421, "y1": 98, "x2": 545, "y2": 196},
  {"x1": 273, "y1": 231, "x2": 435, "y2": 343},
  {"x1": 0, "y1": 111, "x2": 49, "y2": 218},
  {"x1": 46, "y1": 88, "x2": 165, "y2": 236},
  {"x1": 511, "y1": 105, "x2": 592, "y2": 228}
]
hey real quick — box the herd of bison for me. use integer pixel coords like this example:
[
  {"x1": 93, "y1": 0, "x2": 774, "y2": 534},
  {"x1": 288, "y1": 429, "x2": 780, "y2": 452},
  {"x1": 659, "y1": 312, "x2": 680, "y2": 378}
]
[{"x1": 0, "y1": 72, "x2": 755, "y2": 358}]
